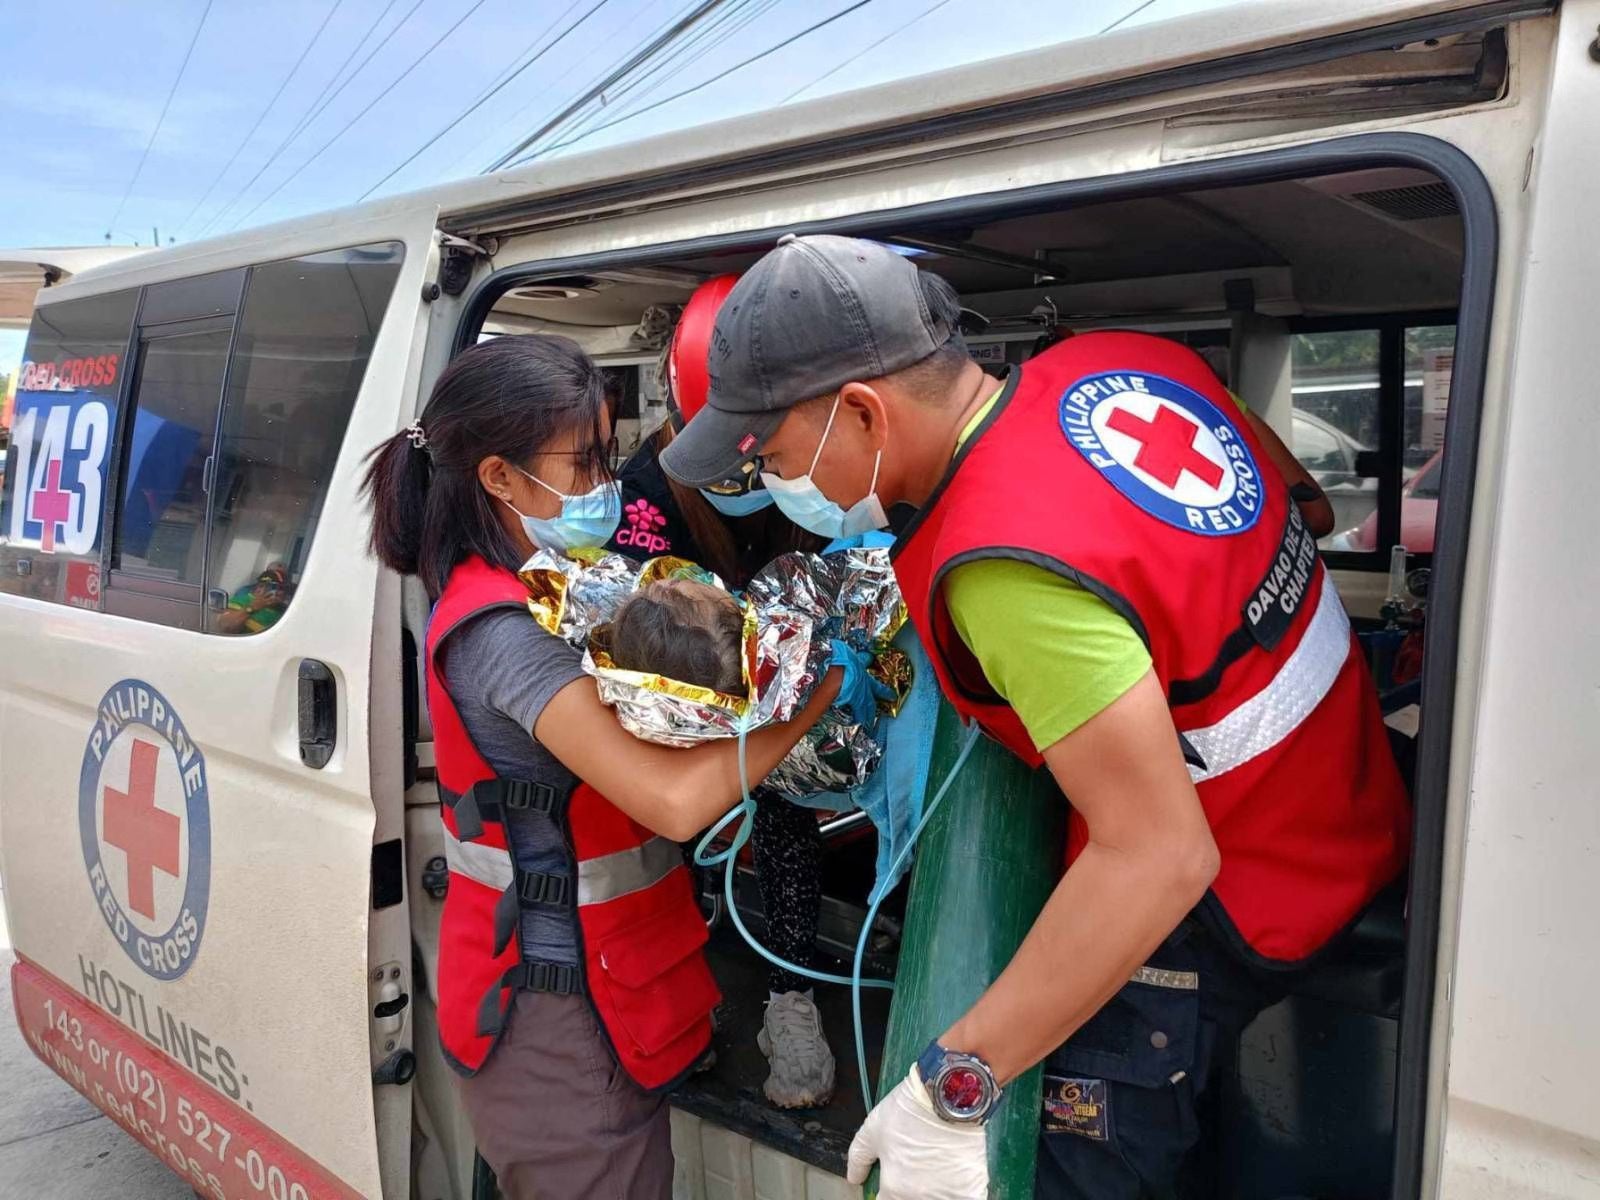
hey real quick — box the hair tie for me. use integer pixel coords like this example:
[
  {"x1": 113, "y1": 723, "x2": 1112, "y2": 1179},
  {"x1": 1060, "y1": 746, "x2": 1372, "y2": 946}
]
[{"x1": 404, "y1": 420, "x2": 429, "y2": 451}]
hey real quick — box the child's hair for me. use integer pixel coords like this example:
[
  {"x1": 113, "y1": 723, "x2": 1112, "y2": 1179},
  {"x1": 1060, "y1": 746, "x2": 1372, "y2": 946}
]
[{"x1": 607, "y1": 580, "x2": 744, "y2": 694}]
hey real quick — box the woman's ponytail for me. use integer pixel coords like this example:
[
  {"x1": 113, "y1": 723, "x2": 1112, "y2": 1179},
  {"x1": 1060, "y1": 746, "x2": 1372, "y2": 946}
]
[{"x1": 363, "y1": 428, "x2": 432, "y2": 578}]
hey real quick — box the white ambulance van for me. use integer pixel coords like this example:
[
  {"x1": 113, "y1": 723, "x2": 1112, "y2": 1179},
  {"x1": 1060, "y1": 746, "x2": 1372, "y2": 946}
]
[{"x1": 3, "y1": 1, "x2": 1596, "y2": 1196}]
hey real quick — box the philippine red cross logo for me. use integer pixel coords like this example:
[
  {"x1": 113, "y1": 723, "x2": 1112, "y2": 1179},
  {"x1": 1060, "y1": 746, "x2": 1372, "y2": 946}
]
[
  {"x1": 1059, "y1": 371, "x2": 1264, "y2": 536},
  {"x1": 80, "y1": 680, "x2": 210, "y2": 981}
]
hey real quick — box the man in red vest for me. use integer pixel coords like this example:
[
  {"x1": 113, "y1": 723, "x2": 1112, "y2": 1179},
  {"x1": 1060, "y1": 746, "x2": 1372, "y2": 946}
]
[{"x1": 663, "y1": 234, "x2": 1409, "y2": 1200}]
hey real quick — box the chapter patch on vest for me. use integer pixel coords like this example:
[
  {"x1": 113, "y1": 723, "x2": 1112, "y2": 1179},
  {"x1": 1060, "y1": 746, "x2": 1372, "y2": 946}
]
[
  {"x1": 1042, "y1": 1075, "x2": 1110, "y2": 1141},
  {"x1": 1059, "y1": 372, "x2": 1264, "y2": 536},
  {"x1": 1245, "y1": 503, "x2": 1319, "y2": 651}
]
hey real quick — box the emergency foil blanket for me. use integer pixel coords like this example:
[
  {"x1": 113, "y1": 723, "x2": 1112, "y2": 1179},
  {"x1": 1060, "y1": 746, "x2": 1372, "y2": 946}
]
[{"x1": 517, "y1": 545, "x2": 910, "y2": 799}]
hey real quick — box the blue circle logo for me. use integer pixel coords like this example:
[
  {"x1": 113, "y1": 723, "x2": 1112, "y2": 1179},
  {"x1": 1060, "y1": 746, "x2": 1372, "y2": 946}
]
[
  {"x1": 1058, "y1": 371, "x2": 1264, "y2": 536},
  {"x1": 79, "y1": 680, "x2": 210, "y2": 981}
]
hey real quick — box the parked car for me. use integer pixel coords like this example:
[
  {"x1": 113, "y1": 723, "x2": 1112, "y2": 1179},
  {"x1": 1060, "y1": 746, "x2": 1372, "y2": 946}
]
[
  {"x1": 1327, "y1": 450, "x2": 1442, "y2": 553},
  {"x1": 1292, "y1": 410, "x2": 1376, "y2": 538}
]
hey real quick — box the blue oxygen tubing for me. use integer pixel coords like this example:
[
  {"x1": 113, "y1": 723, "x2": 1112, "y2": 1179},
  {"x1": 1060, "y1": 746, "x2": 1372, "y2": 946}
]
[{"x1": 692, "y1": 712, "x2": 985, "y2": 1111}]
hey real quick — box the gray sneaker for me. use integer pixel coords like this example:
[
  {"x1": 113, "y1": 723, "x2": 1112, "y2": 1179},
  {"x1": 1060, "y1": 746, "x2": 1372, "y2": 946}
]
[{"x1": 756, "y1": 991, "x2": 837, "y2": 1108}]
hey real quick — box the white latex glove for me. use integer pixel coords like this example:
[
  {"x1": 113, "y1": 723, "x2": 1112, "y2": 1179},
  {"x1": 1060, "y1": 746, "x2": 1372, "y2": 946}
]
[{"x1": 845, "y1": 1064, "x2": 989, "y2": 1199}]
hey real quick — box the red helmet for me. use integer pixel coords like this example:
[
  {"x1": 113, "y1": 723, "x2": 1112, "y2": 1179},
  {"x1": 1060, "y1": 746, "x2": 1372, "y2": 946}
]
[{"x1": 666, "y1": 273, "x2": 740, "y2": 426}]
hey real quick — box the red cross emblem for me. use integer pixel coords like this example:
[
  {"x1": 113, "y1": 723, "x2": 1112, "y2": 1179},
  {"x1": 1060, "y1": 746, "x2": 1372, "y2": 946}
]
[
  {"x1": 30, "y1": 458, "x2": 73, "y2": 553},
  {"x1": 1105, "y1": 405, "x2": 1225, "y2": 491},
  {"x1": 102, "y1": 739, "x2": 181, "y2": 921}
]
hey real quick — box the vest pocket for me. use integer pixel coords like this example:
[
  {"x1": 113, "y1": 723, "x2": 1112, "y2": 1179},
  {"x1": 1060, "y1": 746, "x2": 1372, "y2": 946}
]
[{"x1": 591, "y1": 901, "x2": 720, "y2": 1056}]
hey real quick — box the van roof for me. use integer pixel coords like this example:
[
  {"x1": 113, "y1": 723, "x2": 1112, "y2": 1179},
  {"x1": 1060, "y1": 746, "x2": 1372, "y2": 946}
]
[
  {"x1": 57, "y1": 0, "x2": 1530, "y2": 287},
  {"x1": 0, "y1": 247, "x2": 147, "y2": 327}
]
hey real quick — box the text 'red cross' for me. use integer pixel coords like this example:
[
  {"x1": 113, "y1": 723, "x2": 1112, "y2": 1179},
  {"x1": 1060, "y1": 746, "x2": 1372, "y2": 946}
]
[
  {"x1": 1105, "y1": 405, "x2": 1225, "y2": 490},
  {"x1": 31, "y1": 459, "x2": 73, "y2": 553},
  {"x1": 103, "y1": 739, "x2": 181, "y2": 921}
]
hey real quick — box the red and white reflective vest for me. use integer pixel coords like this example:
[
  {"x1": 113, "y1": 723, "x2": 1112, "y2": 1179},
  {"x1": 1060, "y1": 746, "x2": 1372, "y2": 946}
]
[
  {"x1": 426, "y1": 557, "x2": 719, "y2": 1085},
  {"x1": 892, "y1": 333, "x2": 1410, "y2": 965}
]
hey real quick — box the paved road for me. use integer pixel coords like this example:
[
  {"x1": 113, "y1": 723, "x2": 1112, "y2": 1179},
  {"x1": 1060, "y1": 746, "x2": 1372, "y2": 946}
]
[{"x1": 0, "y1": 879, "x2": 191, "y2": 1199}]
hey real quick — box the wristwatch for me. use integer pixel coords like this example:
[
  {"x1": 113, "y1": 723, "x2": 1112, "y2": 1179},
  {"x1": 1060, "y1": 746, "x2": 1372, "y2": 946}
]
[{"x1": 916, "y1": 1040, "x2": 1003, "y2": 1125}]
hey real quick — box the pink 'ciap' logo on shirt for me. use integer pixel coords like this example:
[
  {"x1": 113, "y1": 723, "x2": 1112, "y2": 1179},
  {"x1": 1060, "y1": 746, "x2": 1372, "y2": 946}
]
[{"x1": 615, "y1": 498, "x2": 672, "y2": 554}]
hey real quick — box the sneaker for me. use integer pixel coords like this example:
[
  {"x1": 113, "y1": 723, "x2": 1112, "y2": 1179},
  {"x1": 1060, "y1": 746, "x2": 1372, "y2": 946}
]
[{"x1": 756, "y1": 992, "x2": 837, "y2": 1108}]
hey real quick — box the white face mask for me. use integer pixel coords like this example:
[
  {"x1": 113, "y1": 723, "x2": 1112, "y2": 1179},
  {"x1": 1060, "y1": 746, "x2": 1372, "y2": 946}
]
[{"x1": 759, "y1": 394, "x2": 888, "y2": 540}]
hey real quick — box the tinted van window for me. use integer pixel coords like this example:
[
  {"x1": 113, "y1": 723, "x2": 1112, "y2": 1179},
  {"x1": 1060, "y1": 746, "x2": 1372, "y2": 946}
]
[
  {"x1": 0, "y1": 289, "x2": 138, "y2": 607},
  {"x1": 206, "y1": 242, "x2": 403, "y2": 635}
]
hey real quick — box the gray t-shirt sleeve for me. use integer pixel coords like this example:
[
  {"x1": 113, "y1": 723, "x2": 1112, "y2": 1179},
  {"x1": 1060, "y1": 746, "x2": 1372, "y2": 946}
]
[{"x1": 442, "y1": 607, "x2": 587, "y2": 749}]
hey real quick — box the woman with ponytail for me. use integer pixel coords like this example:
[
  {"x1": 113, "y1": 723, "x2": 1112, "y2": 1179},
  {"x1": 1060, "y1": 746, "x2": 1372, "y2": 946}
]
[{"x1": 363, "y1": 334, "x2": 864, "y2": 1199}]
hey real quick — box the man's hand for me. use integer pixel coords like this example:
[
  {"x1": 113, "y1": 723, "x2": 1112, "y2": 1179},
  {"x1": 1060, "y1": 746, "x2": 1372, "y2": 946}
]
[{"x1": 845, "y1": 1066, "x2": 988, "y2": 1199}]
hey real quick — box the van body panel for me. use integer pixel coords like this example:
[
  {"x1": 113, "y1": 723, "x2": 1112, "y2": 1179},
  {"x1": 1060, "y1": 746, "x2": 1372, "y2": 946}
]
[
  {"x1": 0, "y1": 203, "x2": 439, "y2": 1196},
  {"x1": 1437, "y1": 1, "x2": 1600, "y2": 1193}
]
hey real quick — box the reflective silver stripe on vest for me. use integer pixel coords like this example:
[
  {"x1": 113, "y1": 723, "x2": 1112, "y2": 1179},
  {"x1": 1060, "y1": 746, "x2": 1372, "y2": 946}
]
[
  {"x1": 443, "y1": 823, "x2": 514, "y2": 891},
  {"x1": 577, "y1": 836, "x2": 681, "y2": 905},
  {"x1": 1184, "y1": 578, "x2": 1351, "y2": 785},
  {"x1": 445, "y1": 821, "x2": 678, "y2": 904}
]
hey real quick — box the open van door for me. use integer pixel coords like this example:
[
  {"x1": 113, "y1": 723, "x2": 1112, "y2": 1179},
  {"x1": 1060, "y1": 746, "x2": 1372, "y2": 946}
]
[
  {"x1": 0, "y1": 204, "x2": 439, "y2": 1199},
  {"x1": 0, "y1": 247, "x2": 147, "y2": 329}
]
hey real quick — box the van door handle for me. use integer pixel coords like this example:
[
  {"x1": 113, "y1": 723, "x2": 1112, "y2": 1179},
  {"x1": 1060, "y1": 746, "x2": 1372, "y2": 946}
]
[{"x1": 298, "y1": 660, "x2": 337, "y2": 769}]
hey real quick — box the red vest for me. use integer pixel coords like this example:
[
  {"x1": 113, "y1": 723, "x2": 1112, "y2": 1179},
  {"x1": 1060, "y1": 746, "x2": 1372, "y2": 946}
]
[
  {"x1": 426, "y1": 557, "x2": 719, "y2": 1085},
  {"x1": 893, "y1": 333, "x2": 1410, "y2": 965}
]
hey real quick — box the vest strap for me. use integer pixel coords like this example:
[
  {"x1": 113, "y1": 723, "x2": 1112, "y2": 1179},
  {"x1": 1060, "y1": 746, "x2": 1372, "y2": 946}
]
[
  {"x1": 448, "y1": 778, "x2": 564, "y2": 841},
  {"x1": 474, "y1": 961, "x2": 582, "y2": 1036}
]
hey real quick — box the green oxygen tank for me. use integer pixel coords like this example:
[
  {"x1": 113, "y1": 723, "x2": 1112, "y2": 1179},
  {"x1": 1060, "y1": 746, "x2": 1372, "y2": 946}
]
[{"x1": 872, "y1": 701, "x2": 1063, "y2": 1198}]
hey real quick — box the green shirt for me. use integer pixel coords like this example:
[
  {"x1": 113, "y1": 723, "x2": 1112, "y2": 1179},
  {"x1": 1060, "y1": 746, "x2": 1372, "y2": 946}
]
[{"x1": 942, "y1": 386, "x2": 1253, "y2": 751}]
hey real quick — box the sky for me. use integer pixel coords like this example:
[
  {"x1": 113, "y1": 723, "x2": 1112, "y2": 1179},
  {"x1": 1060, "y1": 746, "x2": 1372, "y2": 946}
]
[{"x1": 0, "y1": 0, "x2": 1232, "y2": 369}]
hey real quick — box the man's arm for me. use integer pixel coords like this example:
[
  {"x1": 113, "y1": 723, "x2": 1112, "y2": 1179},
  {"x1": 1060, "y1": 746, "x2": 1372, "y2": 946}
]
[
  {"x1": 1239, "y1": 406, "x2": 1336, "y2": 539},
  {"x1": 937, "y1": 668, "x2": 1219, "y2": 1083}
]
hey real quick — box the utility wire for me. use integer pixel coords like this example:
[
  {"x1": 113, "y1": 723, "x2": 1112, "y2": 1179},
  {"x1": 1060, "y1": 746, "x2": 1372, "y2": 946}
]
[
  {"x1": 358, "y1": 0, "x2": 607, "y2": 200},
  {"x1": 1098, "y1": 0, "x2": 1159, "y2": 34},
  {"x1": 230, "y1": 0, "x2": 497, "y2": 230},
  {"x1": 105, "y1": 0, "x2": 215, "y2": 237},
  {"x1": 512, "y1": 0, "x2": 875, "y2": 166},
  {"x1": 477, "y1": 0, "x2": 710, "y2": 167},
  {"x1": 485, "y1": 0, "x2": 730, "y2": 173},
  {"x1": 782, "y1": 0, "x2": 950, "y2": 103},
  {"x1": 197, "y1": 0, "x2": 419, "y2": 236},
  {"x1": 549, "y1": 0, "x2": 775, "y2": 150},
  {"x1": 175, "y1": 0, "x2": 347, "y2": 238}
]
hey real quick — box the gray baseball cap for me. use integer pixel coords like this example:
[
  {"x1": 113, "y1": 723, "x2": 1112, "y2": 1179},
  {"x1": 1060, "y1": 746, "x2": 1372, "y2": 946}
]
[{"x1": 660, "y1": 234, "x2": 952, "y2": 488}]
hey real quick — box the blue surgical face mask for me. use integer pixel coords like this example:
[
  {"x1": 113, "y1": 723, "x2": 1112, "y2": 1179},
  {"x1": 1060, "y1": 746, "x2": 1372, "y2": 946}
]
[
  {"x1": 701, "y1": 486, "x2": 775, "y2": 517},
  {"x1": 506, "y1": 465, "x2": 622, "y2": 553},
  {"x1": 759, "y1": 394, "x2": 887, "y2": 539}
]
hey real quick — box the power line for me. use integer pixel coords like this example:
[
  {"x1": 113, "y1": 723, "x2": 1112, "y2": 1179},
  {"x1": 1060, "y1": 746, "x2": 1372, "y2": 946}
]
[
  {"x1": 1099, "y1": 0, "x2": 1159, "y2": 34},
  {"x1": 229, "y1": 0, "x2": 498, "y2": 230},
  {"x1": 485, "y1": 0, "x2": 730, "y2": 173},
  {"x1": 475, "y1": 0, "x2": 712, "y2": 167},
  {"x1": 175, "y1": 0, "x2": 348, "y2": 239},
  {"x1": 548, "y1": 0, "x2": 775, "y2": 151},
  {"x1": 197, "y1": 0, "x2": 419, "y2": 236},
  {"x1": 782, "y1": 0, "x2": 950, "y2": 104},
  {"x1": 513, "y1": 0, "x2": 876, "y2": 166},
  {"x1": 358, "y1": 0, "x2": 607, "y2": 201},
  {"x1": 105, "y1": 0, "x2": 216, "y2": 238}
]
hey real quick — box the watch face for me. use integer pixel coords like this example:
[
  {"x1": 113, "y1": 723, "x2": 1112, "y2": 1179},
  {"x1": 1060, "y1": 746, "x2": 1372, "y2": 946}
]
[
  {"x1": 934, "y1": 1061, "x2": 996, "y2": 1122},
  {"x1": 941, "y1": 1067, "x2": 986, "y2": 1113}
]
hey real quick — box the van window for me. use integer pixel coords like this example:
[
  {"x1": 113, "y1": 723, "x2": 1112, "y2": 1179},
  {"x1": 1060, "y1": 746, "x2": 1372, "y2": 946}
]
[
  {"x1": 0, "y1": 288, "x2": 139, "y2": 607},
  {"x1": 204, "y1": 243, "x2": 404, "y2": 635},
  {"x1": 0, "y1": 242, "x2": 404, "y2": 626},
  {"x1": 1291, "y1": 320, "x2": 1455, "y2": 559},
  {"x1": 1290, "y1": 329, "x2": 1379, "y2": 550},
  {"x1": 113, "y1": 326, "x2": 232, "y2": 585}
]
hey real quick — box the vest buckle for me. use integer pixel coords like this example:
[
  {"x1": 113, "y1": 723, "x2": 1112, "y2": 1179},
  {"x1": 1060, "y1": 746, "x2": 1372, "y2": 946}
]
[
  {"x1": 503, "y1": 780, "x2": 559, "y2": 813},
  {"x1": 516, "y1": 870, "x2": 572, "y2": 908}
]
